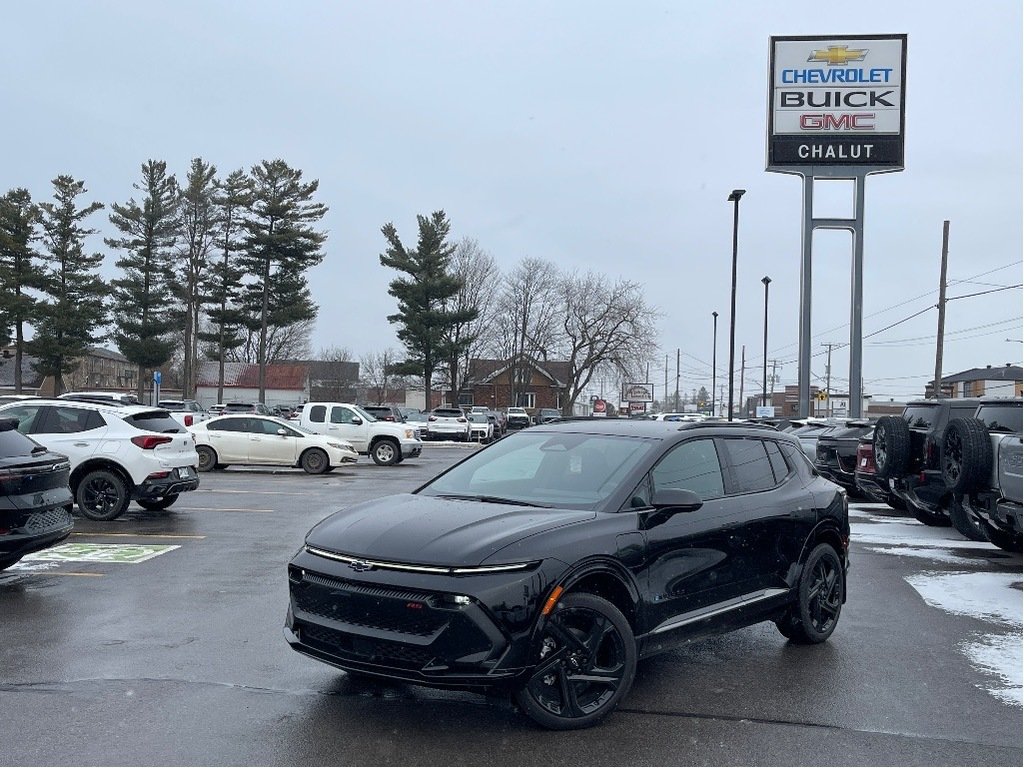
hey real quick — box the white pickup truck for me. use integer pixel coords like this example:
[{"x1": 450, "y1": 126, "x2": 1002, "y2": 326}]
[
  {"x1": 159, "y1": 399, "x2": 211, "y2": 429},
  {"x1": 299, "y1": 402, "x2": 422, "y2": 466}
]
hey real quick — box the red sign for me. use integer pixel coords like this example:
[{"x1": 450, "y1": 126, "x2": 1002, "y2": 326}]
[{"x1": 592, "y1": 399, "x2": 607, "y2": 413}]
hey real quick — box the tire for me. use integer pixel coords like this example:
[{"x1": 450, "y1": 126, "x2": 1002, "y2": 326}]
[
  {"x1": 874, "y1": 416, "x2": 911, "y2": 479},
  {"x1": 911, "y1": 505, "x2": 952, "y2": 527},
  {"x1": 300, "y1": 448, "x2": 330, "y2": 474},
  {"x1": 941, "y1": 418, "x2": 992, "y2": 494},
  {"x1": 947, "y1": 496, "x2": 989, "y2": 542},
  {"x1": 137, "y1": 494, "x2": 179, "y2": 512},
  {"x1": 775, "y1": 543, "x2": 844, "y2": 644},
  {"x1": 196, "y1": 446, "x2": 218, "y2": 472},
  {"x1": 980, "y1": 520, "x2": 1023, "y2": 553},
  {"x1": 370, "y1": 439, "x2": 400, "y2": 466},
  {"x1": 76, "y1": 469, "x2": 130, "y2": 521},
  {"x1": 514, "y1": 592, "x2": 637, "y2": 730}
]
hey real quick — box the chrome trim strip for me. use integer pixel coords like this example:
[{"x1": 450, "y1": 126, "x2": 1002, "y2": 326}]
[
  {"x1": 650, "y1": 588, "x2": 790, "y2": 635},
  {"x1": 304, "y1": 545, "x2": 532, "y2": 575}
]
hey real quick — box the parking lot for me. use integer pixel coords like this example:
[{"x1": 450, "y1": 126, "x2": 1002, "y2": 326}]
[{"x1": 2, "y1": 443, "x2": 1021, "y2": 766}]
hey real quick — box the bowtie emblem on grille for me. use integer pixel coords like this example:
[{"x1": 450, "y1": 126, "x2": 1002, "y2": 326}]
[{"x1": 348, "y1": 560, "x2": 373, "y2": 572}]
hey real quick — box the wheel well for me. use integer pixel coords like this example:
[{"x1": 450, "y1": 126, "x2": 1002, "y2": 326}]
[
  {"x1": 369, "y1": 436, "x2": 398, "y2": 451},
  {"x1": 565, "y1": 572, "x2": 638, "y2": 631},
  {"x1": 812, "y1": 528, "x2": 844, "y2": 559},
  {"x1": 70, "y1": 460, "x2": 133, "y2": 495}
]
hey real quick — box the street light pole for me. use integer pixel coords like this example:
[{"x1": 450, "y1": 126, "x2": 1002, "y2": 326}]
[
  {"x1": 726, "y1": 189, "x2": 746, "y2": 421},
  {"x1": 711, "y1": 311, "x2": 718, "y2": 416},
  {"x1": 761, "y1": 275, "x2": 771, "y2": 408}
]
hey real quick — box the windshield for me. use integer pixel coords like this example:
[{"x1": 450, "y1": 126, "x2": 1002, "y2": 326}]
[
  {"x1": 976, "y1": 404, "x2": 1022, "y2": 434},
  {"x1": 419, "y1": 430, "x2": 655, "y2": 509},
  {"x1": 351, "y1": 405, "x2": 377, "y2": 422}
]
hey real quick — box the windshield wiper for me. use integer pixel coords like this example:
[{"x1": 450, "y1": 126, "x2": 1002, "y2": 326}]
[{"x1": 436, "y1": 493, "x2": 550, "y2": 508}]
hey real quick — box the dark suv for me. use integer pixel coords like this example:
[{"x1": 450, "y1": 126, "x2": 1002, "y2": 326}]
[
  {"x1": 873, "y1": 399, "x2": 982, "y2": 536},
  {"x1": 362, "y1": 405, "x2": 406, "y2": 423},
  {"x1": 286, "y1": 419, "x2": 848, "y2": 729},
  {"x1": 1, "y1": 418, "x2": 74, "y2": 570},
  {"x1": 814, "y1": 420, "x2": 874, "y2": 497}
]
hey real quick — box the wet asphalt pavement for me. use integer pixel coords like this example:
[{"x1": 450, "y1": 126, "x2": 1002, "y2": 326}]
[{"x1": 2, "y1": 443, "x2": 1021, "y2": 766}]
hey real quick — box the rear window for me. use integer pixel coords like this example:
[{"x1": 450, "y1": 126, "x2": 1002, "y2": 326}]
[
  {"x1": 433, "y1": 409, "x2": 464, "y2": 417},
  {"x1": 902, "y1": 406, "x2": 936, "y2": 430},
  {"x1": 976, "y1": 404, "x2": 1022, "y2": 434},
  {"x1": 0, "y1": 423, "x2": 42, "y2": 457},
  {"x1": 122, "y1": 410, "x2": 184, "y2": 433}
]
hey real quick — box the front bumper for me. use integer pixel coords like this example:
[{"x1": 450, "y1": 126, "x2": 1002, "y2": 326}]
[
  {"x1": 400, "y1": 440, "x2": 423, "y2": 459},
  {"x1": 0, "y1": 500, "x2": 74, "y2": 562},
  {"x1": 285, "y1": 548, "x2": 560, "y2": 690}
]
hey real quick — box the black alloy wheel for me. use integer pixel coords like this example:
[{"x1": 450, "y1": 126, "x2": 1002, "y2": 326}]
[
  {"x1": 76, "y1": 469, "x2": 130, "y2": 521},
  {"x1": 514, "y1": 593, "x2": 636, "y2": 730},
  {"x1": 196, "y1": 446, "x2": 218, "y2": 472},
  {"x1": 300, "y1": 448, "x2": 330, "y2": 474},
  {"x1": 776, "y1": 543, "x2": 844, "y2": 644},
  {"x1": 137, "y1": 494, "x2": 180, "y2": 512}
]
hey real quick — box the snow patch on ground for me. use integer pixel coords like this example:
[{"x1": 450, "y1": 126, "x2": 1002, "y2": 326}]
[
  {"x1": 867, "y1": 546, "x2": 977, "y2": 565},
  {"x1": 906, "y1": 571, "x2": 1022, "y2": 707},
  {"x1": 851, "y1": 520, "x2": 997, "y2": 551}
]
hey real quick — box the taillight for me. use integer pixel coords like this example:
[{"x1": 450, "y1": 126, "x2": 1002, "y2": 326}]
[
  {"x1": 131, "y1": 435, "x2": 173, "y2": 450},
  {"x1": 184, "y1": 415, "x2": 193, "y2": 427}
]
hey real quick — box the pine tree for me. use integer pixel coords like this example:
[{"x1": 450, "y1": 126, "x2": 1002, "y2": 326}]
[
  {"x1": 239, "y1": 159, "x2": 327, "y2": 402},
  {"x1": 107, "y1": 160, "x2": 181, "y2": 399},
  {"x1": 30, "y1": 176, "x2": 107, "y2": 396},
  {"x1": 176, "y1": 158, "x2": 219, "y2": 398},
  {"x1": 199, "y1": 168, "x2": 249, "y2": 403},
  {"x1": 379, "y1": 211, "x2": 475, "y2": 398},
  {"x1": 0, "y1": 188, "x2": 44, "y2": 393}
]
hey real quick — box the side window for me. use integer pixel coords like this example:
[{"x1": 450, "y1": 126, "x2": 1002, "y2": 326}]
[
  {"x1": 651, "y1": 438, "x2": 725, "y2": 500},
  {"x1": 722, "y1": 438, "x2": 776, "y2": 494},
  {"x1": 46, "y1": 406, "x2": 104, "y2": 435},
  {"x1": 330, "y1": 406, "x2": 353, "y2": 424},
  {"x1": 764, "y1": 440, "x2": 791, "y2": 483},
  {"x1": 2, "y1": 405, "x2": 42, "y2": 434},
  {"x1": 211, "y1": 418, "x2": 248, "y2": 433},
  {"x1": 308, "y1": 405, "x2": 327, "y2": 424}
]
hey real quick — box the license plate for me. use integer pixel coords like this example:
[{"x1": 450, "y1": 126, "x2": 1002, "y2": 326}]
[{"x1": 177, "y1": 466, "x2": 195, "y2": 479}]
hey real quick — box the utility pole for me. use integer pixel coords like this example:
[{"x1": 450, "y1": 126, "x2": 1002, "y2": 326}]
[
  {"x1": 675, "y1": 348, "x2": 681, "y2": 411},
  {"x1": 933, "y1": 220, "x2": 950, "y2": 399},
  {"x1": 664, "y1": 355, "x2": 669, "y2": 411},
  {"x1": 821, "y1": 343, "x2": 836, "y2": 418},
  {"x1": 739, "y1": 345, "x2": 746, "y2": 418}
]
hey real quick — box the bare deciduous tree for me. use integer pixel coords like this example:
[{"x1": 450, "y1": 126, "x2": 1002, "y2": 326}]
[
  {"x1": 441, "y1": 237, "x2": 501, "y2": 398},
  {"x1": 552, "y1": 272, "x2": 660, "y2": 416},
  {"x1": 493, "y1": 257, "x2": 561, "y2": 407},
  {"x1": 361, "y1": 348, "x2": 402, "y2": 405},
  {"x1": 232, "y1": 317, "x2": 313, "y2": 363}
]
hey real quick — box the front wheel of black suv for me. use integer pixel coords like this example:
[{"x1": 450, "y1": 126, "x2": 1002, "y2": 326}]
[
  {"x1": 776, "y1": 543, "x2": 844, "y2": 644},
  {"x1": 514, "y1": 593, "x2": 636, "y2": 730}
]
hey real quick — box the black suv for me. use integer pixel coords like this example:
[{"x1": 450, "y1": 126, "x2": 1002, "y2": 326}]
[
  {"x1": 873, "y1": 399, "x2": 983, "y2": 536},
  {"x1": 286, "y1": 419, "x2": 848, "y2": 729},
  {"x1": 362, "y1": 405, "x2": 406, "y2": 423},
  {"x1": 814, "y1": 419, "x2": 874, "y2": 497},
  {"x1": 1, "y1": 418, "x2": 74, "y2": 570}
]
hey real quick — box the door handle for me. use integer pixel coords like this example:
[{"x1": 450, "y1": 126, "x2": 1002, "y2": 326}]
[{"x1": 73, "y1": 442, "x2": 90, "y2": 447}]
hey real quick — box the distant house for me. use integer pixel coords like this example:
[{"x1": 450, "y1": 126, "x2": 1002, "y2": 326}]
[
  {"x1": 195, "y1": 359, "x2": 363, "y2": 407},
  {"x1": 0, "y1": 347, "x2": 46, "y2": 395},
  {"x1": 1, "y1": 345, "x2": 134, "y2": 397},
  {"x1": 450, "y1": 357, "x2": 571, "y2": 415},
  {"x1": 925, "y1": 365, "x2": 1022, "y2": 399}
]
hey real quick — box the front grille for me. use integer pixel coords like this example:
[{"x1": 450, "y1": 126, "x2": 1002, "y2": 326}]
[
  {"x1": 23, "y1": 506, "x2": 73, "y2": 535},
  {"x1": 300, "y1": 622, "x2": 436, "y2": 669}
]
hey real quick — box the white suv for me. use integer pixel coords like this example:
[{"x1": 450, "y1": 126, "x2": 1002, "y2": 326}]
[{"x1": 0, "y1": 399, "x2": 200, "y2": 520}]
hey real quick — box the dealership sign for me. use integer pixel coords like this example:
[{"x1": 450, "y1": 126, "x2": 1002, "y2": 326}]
[
  {"x1": 767, "y1": 34, "x2": 906, "y2": 169},
  {"x1": 622, "y1": 383, "x2": 654, "y2": 403}
]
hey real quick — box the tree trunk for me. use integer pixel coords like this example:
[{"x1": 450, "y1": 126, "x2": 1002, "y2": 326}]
[
  {"x1": 258, "y1": 253, "x2": 270, "y2": 404},
  {"x1": 137, "y1": 364, "x2": 145, "y2": 401},
  {"x1": 14, "y1": 320, "x2": 23, "y2": 394}
]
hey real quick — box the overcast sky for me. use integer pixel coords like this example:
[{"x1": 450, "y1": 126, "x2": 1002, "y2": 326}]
[{"x1": 4, "y1": 1, "x2": 1021, "y2": 403}]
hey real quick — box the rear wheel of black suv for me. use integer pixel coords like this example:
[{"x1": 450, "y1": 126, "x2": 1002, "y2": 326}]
[
  {"x1": 776, "y1": 544, "x2": 844, "y2": 644},
  {"x1": 515, "y1": 593, "x2": 636, "y2": 730},
  {"x1": 874, "y1": 416, "x2": 911, "y2": 479}
]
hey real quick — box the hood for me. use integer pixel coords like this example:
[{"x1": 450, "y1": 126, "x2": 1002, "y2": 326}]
[{"x1": 306, "y1": 493, "x2": 594, "y2": 567}]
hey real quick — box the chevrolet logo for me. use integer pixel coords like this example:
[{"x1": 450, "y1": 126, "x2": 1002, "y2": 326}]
[
  {"x1": 807, "y1": 45, "x2": 868, "y2": 66},
  {"x1": 347, "y1": 560, "x2": 373, "y2": 572}
]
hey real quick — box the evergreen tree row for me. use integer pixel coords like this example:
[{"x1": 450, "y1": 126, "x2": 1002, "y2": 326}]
[{"x1": 0, "y1": 159, "x2": 328, "y2": 400}]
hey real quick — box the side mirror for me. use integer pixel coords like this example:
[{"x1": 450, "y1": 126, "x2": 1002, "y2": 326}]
[
  {"x1": 350, "y1": 417, "x2": 362, "y2": 425},
  {"x1": 642, "y1": 488, "x2": 703, "y2": 529},
  {"x1": 277, "y1": 428, "x2": 288, "y2": 436}
]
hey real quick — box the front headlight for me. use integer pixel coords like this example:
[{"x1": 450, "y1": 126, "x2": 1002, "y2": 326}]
[{"x1": 404, "y1": 429, "x2": 415, "y2": 439}]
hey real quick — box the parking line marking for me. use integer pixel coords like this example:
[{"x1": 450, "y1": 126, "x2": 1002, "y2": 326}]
[
  {"x1": 71, "y1": 532, "x2": 206, "y2": 540},
  {"x1": 46, "y1": 572, "x2": 105, "y2": 577},
  {"x1": 200, "y1": 490, "x2": 310, "y2": 496},
  {"x1": 174, "y1": 507, "x2": 274, "y2": 512}
]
